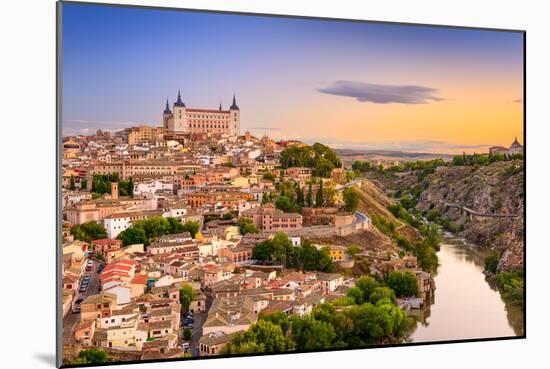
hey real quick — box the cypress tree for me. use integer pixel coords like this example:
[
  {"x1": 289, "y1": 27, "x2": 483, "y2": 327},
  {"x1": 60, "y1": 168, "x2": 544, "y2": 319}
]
[
  {"x1": 128, "y1": 177, "x2": 134, "y2": 197},
  {"x1": 306, "y1": 182, "x2": 313, "y2": 207},
  {"x1": 296, "y1": 184, "x2": 304, "y2": 206},
  {"x1": 316, "y1": 180, "x2": 324, "y2": 207}
]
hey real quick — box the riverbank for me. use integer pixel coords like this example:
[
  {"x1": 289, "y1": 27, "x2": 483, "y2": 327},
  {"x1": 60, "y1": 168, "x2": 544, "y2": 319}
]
[{"x1": 410, "y1": 235, "x2": 523, "y2": 342}]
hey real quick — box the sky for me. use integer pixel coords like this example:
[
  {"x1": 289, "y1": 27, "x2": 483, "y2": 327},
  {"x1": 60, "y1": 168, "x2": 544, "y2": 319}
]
[{"x1": 61, "y1": 3, "x2": 524, "y2": 154}]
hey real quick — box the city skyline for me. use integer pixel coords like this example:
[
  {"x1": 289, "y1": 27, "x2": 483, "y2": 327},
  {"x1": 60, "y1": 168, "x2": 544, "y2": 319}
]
[{"x1": 62, "y1": 3, "x2": 524, "y2": 153}]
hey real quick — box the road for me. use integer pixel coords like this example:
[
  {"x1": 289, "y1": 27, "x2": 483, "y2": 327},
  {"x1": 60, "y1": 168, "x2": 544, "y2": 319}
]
[
  {"x1": 185, "y1": 311, "x2": 207, "y2": 356},
  {"x1": 354, "y1": 210, "x2": 369, "y2": 223},
  {"x1": 62, "y1": 259, "x2": 102, "y2": 344}
]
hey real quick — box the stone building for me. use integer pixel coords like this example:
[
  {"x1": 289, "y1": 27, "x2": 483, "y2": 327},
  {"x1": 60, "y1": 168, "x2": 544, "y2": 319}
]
[{"x1": 162, "y1": 91, "x2": 240, "y2": 136}]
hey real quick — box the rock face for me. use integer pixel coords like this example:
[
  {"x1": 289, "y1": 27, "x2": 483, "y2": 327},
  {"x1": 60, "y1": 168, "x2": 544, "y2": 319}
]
[{"x1": 416, "y1": 161, "x2": 524, "y2": 270}]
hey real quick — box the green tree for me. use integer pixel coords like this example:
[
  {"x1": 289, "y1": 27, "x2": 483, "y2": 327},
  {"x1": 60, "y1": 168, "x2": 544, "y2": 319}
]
[
  {"x1": 252, "y1": 240, "x2": 274, "y2": 262},
  {"x1": 181, "y1": 220, "x2": 200, "y2": 238},
  {"x1": 346, "y1": 286, "x2": 365, "y2": 305},
  {"x1": 70, "y1": 222, "x2": 107, "y2": 242},
  {"x1": 179, "y1": 285, "x2": 194, "y2": 311},
  {"x1": 355, "y1": 276, "x2": 380, "y2": 302},
  {"x1": 347, "y1": 244, "x2": 360, "y2": 257},
  {"x1": 316, "y1": 180, "x2": 324, "y2": 207},
  {"x1": 69, "y1": 175, "x2": 76, "y2": 190},
  {"x1": 72, "y1": 349, "x2": 110, "y2": 365},
  {"x1": 259, "y1": 312, "x2": 291, "y2": 335},
  {"x1": 296, "y1": 184, "x2": 304, "y2": 206},
  {"x1": 127, "y1": 177, "x2": 134, "y2": 197},
  {"x1": 225, "y1": 320, "x2": 294, "y2": 354},
  {"x1": 183, "y1": 328, "x2": 192, "y2": 341},
  {"x1": 80, "y1": 178, "x2": 88, "y2": 190},
  {"x1": 116, "y1": 227, "x2": 148, "y2": 246},
  {"x1": 275, "y1": 195, "x2": 297, "y2": 213},
  {"x1": 485, "y1": 252, "x2": 500, "y2": 274},
  {"x1": 167, "y1": 217, "x2": 185, "y2": 234},
  {"x1": 133, "y1": 216, "x2": 171, "y2": 240},
  {"x1": 290, "y1": 315, "x2": 337, "y2": 351},
  {"x1": 369, "y1": 287, "x2": 396, "y2": 305},
  {"x1": 343, "y1": 187, "x2": 360, "y2": 213},
  {"x1": 238, "y1": 217, "x2": 259, "y2": 235},
  {"x1": 271, "y1": 232, "x2": 293, "y2": 265},
  {"x1": 315, "y1": 158, "x2": 335, "y2": 178},
  {"x1": 387, "y1": 271, "x2": 418, "y2": 297},
  {"x1": 306, "y1": 182, "x2": 313, "y2": 207}
]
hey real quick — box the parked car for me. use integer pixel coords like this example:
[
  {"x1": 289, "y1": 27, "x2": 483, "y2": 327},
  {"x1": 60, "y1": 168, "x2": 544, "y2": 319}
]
[{"x1": 72, "y1": 298, "x2": 84, "y2": 313}]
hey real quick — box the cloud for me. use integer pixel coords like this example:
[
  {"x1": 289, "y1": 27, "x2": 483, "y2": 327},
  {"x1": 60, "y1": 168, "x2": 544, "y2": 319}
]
[
  {"x1": 513, "y1": 98, "x2": 523, "y2": 103},
  {"x1": 317, "y1": 80, "x2": 444, "y2": 104}
]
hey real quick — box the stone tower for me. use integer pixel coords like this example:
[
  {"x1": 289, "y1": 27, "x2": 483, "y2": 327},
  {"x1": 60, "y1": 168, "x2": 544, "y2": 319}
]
[
  {"x1": 229, "y1": 94, "x2": 240, "y2": 136},
  {"x1": 162, "y1": 99, "x2": 172, "y2": 130},
  {"x1": 173, "y1": 90, "x2": 187, "y2": 132},
  {"x1": 111, "y1": 182, "x2": 118, "y2": 200}
]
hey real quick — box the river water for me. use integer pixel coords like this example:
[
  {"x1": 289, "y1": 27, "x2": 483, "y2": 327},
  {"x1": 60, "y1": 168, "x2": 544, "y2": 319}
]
[{"x1": 410, "y1": 236, "x2": 523, "y2": 342}]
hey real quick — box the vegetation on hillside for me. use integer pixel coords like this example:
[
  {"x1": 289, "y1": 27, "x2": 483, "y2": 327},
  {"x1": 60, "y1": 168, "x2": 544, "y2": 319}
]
[
  {"x1": 280, "y1": 143, "x2": 342, "y2": 177},
  {"x1": 252, "y1": 232, "x2": 334, "y2": 272},
  {"x1": 116, "y1": 217, "x2": 200, "y2": 246},
  {"x1": 70, "y1": 221, "x2": 107, "y2": 242}
]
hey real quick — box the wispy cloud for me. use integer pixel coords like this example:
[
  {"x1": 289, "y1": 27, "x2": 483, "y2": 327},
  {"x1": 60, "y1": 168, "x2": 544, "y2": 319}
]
[
  {"x1": 317, "y1": 80, "x2": 444, "y2": 104},
  {"x1": 513, "y1": 98, "x2": 523, "y2": 103}
]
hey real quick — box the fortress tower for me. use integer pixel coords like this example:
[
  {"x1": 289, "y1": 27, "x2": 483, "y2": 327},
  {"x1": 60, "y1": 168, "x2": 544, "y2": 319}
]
[{"x1": 162, "y1": 91, "x2": 240, "y2": 137}]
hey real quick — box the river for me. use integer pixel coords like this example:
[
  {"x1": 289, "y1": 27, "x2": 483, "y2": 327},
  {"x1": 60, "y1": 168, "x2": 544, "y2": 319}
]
[{"x1": 410, "y1": 236, "x2": 524, "y2": 342}]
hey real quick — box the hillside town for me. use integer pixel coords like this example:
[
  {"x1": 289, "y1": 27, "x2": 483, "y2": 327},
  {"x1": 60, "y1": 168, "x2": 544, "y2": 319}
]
[{"x1": 60, "y1": 95, "x2": 437, "y2": 363}]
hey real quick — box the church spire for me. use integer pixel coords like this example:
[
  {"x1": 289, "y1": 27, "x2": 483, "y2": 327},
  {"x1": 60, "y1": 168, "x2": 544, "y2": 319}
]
[
  {"x1": 219, "y1": 101, "x2": 222, "y2": 111},
  {"x1": 163, "y1": 98, "x2": 172, "y2": 114},
  {"x1": 230, "y1": 93, "x2": 239, "y2": 110},
  {"x1": 174, "y1": 90, "x2": 185, "y2": 107}
]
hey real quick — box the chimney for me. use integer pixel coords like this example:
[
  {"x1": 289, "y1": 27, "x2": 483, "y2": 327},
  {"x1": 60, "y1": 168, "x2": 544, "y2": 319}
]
[{"x1": 111, "y1": 182, "x2": 119, "y2": 200}]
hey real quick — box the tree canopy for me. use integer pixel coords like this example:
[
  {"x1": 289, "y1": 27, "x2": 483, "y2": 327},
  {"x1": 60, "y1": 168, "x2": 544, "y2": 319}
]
[
  {"x1": 238, "y1": 217, "x2": 259, "y2": 235},
  {"x1": 224, "y1": 320, "x2": 294, "y2": 354},
  {"x1": 251, "y1": 233, "x2": 334, "y2": 272},
  {"x1": 116, "y1": 227, "x2": 147, "y2": 246},
  {"x1": 179, "y1": 284, "x2": 194, "y2": 311},
  {"x1": 70, "y1": 222, "x2": 107, "y2": 242},
  {"x1": 343, "y1": 187, "x2": 360, "y2": 213},
  {"x1": 386, "y1": 271, "x2": 418, "y2": 297},
  {"x1": 280, "y1": 143, "x2": 341, "y2": 177},
  {"x1": 69, "y1": 349, "x2": 110, "y2": 365}
]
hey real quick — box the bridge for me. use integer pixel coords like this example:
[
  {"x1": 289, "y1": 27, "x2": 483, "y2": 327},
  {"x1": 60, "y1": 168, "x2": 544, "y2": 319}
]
[{"x1": 443, "y1": 202, "x2": 521, "y2": 219}]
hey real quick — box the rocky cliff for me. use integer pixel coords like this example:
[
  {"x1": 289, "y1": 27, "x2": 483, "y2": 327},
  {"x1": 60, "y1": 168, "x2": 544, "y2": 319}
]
[{"x1": 416, "y1": 161, "x2": 524, "y2": 270}]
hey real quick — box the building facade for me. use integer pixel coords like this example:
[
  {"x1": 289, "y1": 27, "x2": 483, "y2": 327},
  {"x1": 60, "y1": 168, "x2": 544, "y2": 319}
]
[{"x1": 163, "y1": 91, "x2": 240, "y2": 136}]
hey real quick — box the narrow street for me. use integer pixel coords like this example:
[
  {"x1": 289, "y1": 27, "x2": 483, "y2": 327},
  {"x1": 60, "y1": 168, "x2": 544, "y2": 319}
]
[
  {"x1": 62, "y1": 259, "x2": 102, "y2": 344},
  {"x1": 189, "y1": 312, "x2": 207, "y2": 356}
]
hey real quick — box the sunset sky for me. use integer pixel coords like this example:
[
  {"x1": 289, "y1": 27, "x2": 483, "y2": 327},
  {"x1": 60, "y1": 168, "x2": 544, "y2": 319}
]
[{"x1": 62, "y1": 3, "x2": 524, "y2": 154}]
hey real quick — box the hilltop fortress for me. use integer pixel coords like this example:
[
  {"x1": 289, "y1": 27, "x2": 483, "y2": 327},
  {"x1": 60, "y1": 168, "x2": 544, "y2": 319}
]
[{"x1": 162, "y1": 91, "x2": 240, "y2": 137}]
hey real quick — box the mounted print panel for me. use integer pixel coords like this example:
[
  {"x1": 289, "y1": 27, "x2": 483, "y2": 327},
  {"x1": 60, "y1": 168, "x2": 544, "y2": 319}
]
[{"x1": 57, "y1": 1, "x2": 525, "y2": 367}]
